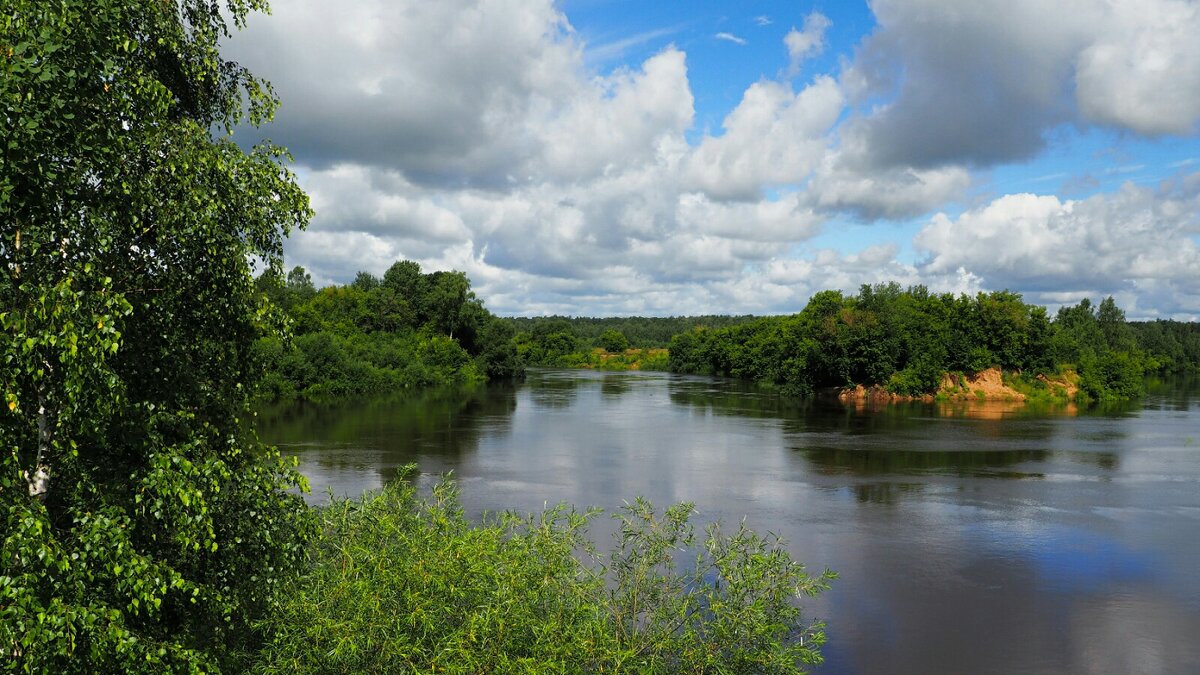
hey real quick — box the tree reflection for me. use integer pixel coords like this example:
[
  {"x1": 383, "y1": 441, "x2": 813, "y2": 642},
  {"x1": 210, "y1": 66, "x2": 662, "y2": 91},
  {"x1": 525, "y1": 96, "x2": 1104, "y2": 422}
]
[
  {"x1": 527, "y1": 370, "x2": 583, "y2": 409},
  {"x1": 600, "y1": 376, "x2": 632, "y2": 400},
  {"x1": 801, "y1": 447, "x2": 1051, "y2": 477},
  {"x1": 256, "y1": 383, "x2": 518, "y2": 494},
  {"x1": 845, "y1": 482, "x2": 926, "y2": 505}
]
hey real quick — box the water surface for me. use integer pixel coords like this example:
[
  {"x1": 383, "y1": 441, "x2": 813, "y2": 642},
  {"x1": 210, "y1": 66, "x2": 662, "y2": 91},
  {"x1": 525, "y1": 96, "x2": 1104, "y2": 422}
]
[{"x1": 258, "y1": 370, "x2": 1200, "y2": 674}]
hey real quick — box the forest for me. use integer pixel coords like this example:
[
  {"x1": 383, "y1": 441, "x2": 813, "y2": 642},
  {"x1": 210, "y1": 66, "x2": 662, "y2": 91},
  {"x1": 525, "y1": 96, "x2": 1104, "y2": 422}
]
[
  {"x1": 252, "y1": 261, "x2": 521, "y2": 400},
  {"x1": 668, "y1": 284, "x2": 1200, "y2": 402},
  {"x1": 261, "y1": 263, "x2": 1199, "y2": 405},
  {"x1": 255, "y1": 278, "x2": 755, "y2": 394}
]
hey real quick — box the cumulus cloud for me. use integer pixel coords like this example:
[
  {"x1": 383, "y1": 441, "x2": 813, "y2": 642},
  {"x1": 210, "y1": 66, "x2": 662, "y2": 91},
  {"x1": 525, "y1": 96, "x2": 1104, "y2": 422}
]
[
  {"x1": 304, "y1": 166, "x2": 469, "y2": 242},
  {"x1": 686, "y1": 76, "x2": 843, "y2": 200},
  {"x1": 1075, "y1": 0, "x2": 1200, "y2": 135},
  {"x1": 785, "y1": 12, "x2": 832, "y2": 75},
  {"x1": 677, "y1": 192, "x2": 823, "y2": 242},
  {"x1": 228, "y1": 0, "x2": 580, "y2": 186},
  {"x1": 225, "y1": 0, "x2": 1200, "y2": 317},
  {"x1": 915, "y1": 174, "x2": 1200, "y2": 315},
  {"x1": 841, "y1": 0, "x2": 1200, "y2": 170},
  {"x1": 841, "y1": 0, "x2": 1084, "y2": 169},
  {"x1": 537, "y1": 48, "x2": 693, "y2": 181},
  {"x1": 809, "y1": 152, "x2": 971, "y2": 220}
]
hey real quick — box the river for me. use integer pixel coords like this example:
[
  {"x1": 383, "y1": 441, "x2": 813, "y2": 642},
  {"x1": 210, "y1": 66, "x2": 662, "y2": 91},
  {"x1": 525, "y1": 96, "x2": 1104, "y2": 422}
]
[{"x1": 257, "y1": 369, "x2": 1200, "y2": 674}]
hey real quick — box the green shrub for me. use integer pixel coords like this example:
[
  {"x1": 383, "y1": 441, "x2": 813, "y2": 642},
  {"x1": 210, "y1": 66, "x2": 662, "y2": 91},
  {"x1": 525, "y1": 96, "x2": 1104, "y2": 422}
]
[
  {"x1": 598, "y1": 329, "x2": 631, "y2": 354},
  {"x1": 639, "y1": 349, "x2": 671, "y2": 372},
  {"x1": 256, "y1": 473, "x2": 835, "y2": 674}
]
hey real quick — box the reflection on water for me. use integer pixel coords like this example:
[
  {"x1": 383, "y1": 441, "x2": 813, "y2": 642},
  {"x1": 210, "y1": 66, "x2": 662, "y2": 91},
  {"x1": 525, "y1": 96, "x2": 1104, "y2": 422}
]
[
  {"x1": 256, "y1": 383, "x2": 516, "y2": 497},
  {"x1": 801, "y1": 447, "x2": 1053, "y2": 477},
  {"x1": 258, "y1": 369, "x2": 1200, "y2": 674},
  {"x1": 529, "y1": 374, "x2": 580, "y2": 409}
]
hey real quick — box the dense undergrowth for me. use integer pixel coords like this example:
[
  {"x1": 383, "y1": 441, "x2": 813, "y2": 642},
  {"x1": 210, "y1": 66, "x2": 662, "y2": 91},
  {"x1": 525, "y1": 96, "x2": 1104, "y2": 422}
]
[
  {"x1": 255, "y1": 472, "x2": 835, "y2": 674},
  {"x1": 253, "y1": 262, "x2": 521, "y2": 401},
  {"x1": 510, "y1": 322, "x2": 673, "y2": 371}
]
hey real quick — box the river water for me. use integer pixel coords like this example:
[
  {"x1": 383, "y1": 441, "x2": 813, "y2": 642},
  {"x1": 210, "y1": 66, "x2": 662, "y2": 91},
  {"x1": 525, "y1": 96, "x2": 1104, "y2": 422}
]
[{"x1": 258, "y1": 369, "x2": 1200, "y2": 674}]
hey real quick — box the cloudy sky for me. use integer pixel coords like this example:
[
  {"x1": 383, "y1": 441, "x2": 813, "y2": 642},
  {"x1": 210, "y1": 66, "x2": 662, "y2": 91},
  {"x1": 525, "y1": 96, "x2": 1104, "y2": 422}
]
[{"x1": 226, "y1": 0, "x2": 1200, "y2": 319}]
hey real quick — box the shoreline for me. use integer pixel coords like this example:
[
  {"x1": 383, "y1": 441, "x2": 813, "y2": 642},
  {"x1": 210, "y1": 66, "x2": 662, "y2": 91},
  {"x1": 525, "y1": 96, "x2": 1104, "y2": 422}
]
[{"x1": 833, "y1": 366, "x2": 1079, "y2": 405}]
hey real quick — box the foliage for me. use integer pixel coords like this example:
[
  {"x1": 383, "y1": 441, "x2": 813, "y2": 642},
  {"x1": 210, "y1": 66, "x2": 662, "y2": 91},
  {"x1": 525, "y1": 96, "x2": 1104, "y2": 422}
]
[
  {"x1": 598, "y1": 328, "x2": 631, "y2": 353},
  {"x1": 2, "y1": 0, "x2": 315, "y2": 670},
  {"x1": 507, "y1": 315, "x2": 759, "y2": 350},
  {"x1": 668, "y1": 284, "x2": 1162, "y2": 402},
  {"x1": 254, "y1": 259, "x2": 522, "y2": 402},
  {"x1": 1130, "y1": 319, "x2": 1200, "y2": 374},
  {"x1": 256, "y1": 472, "x2": 835, "y2": 674}
]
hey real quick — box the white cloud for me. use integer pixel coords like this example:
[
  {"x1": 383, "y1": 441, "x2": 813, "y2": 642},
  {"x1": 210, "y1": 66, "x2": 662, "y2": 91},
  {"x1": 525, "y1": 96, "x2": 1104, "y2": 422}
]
[
  {"x1": 810, "y1": 153, "x2": 971, "y2": 220},
  {"x1": 585, "y1": 26, "x2": 680, "y2": 64},
  {"x1": 228, "y1": 0, "x2": 580, "y2": 185},
  {"x1": 227, "y1": 0, "x2": 1200, "y2": 318},
  {"x1": 1075, "y1": 0, "x2": 1200, "y2": 135},
  {"x1": 537, "y1": 48, "x2": 693, "y2": 181},
  {"x1": 305, "y1": 166, "x2": 469, "y2": 242},
  {"x1": 677, "y1": 192, "x2": 823, "y2": 242},
  {"x1": 715, "y1": 32, "x2": 747, "y2": 46},
  {"x1": 841, "y1": 0, "x2": 1200, "y2": 169},
  {"x1": 785, "y1": 12, "x2": 832, "y2": 75},
  {"x1": 686, "y1": 76, "x2": 844, "y2": 200},
  {"x1": 915, "y1": 176, "x2": 1200, "y2": 315}
]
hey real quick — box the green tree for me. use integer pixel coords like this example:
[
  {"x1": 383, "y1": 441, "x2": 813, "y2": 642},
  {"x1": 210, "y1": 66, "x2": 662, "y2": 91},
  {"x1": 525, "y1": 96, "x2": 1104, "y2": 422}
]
[
  {"x1": 286, "y1": 265, "x2": 317, "y2": 304},
  {"x1": 350, "y1": 270, "x2": 380, "y2": 292},
  {"x1": 424, "y1": 270, "x2": 473, "y2": 339},
  {"x1": 1097, "y1": 295, "x2": 1135, "y2": 351},
  {"x1": 598, "y1": 328, "x2": 630, "y2": 353},
  {"x1": 2, "y1": 1, "x2": 314, "y2": 670}
]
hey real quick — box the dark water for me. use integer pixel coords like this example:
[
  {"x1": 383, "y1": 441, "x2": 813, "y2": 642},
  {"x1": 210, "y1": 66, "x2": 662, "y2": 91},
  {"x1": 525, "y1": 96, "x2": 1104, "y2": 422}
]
[{"x1": 258, "y1": 370, "x2": 1200, "y2": 674}]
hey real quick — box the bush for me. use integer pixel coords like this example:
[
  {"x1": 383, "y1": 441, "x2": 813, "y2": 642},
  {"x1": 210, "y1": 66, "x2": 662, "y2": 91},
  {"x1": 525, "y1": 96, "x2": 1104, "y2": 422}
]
[
  {"x1": 598, "y1": 329, "x2": 631, "y2": 354},
  {"x1": 256, "y1": 473, "x2": 835, "y2": 674},
  {"x1": 639, "y1": 349, "x2": 671, "y2": 372}
]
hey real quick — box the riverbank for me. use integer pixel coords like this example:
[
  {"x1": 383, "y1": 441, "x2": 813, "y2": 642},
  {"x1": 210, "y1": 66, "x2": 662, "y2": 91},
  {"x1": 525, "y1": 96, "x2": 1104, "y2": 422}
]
[{"x1": 835, "y1": 366, "x2": 1080, "y2": 404}]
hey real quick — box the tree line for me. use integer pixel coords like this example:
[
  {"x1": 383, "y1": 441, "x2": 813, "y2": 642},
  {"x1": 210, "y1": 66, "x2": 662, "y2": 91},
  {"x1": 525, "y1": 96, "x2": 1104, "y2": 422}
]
[
  {"x1": 505, "y1": 315, "x2": 764, "y2": 371},
  {"x1": 507, "y1": 314, "x2": 757, "y2": 349},
  {"x1": 253, "y1": 260, "x2": 522, "y2": 400},
  {"x1": 668, "y1": 283, "x2": 1199, "y2": 401},
  {"x1": 256, "y1": 265, "x2": 1198, "y2": 402}
]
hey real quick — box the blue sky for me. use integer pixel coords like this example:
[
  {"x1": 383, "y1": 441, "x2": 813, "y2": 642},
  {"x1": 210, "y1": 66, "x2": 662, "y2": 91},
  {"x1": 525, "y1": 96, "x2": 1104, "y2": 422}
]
[{"x1": 227, "y1": 0, "x2": 1200, "y2": 318}]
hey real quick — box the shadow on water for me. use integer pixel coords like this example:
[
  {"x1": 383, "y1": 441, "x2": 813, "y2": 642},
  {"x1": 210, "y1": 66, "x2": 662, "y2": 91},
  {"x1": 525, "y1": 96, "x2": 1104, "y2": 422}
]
[
  {"x1": 528, "y1": 370, "x2": 583, "y2": 409},
  {"x1": 600, "y1": 376, "x2": 632, "y2": 400},
  {"x1": 257, "y1": 383, "x2": 517, "y2": 458},
  {"x1": 799, "y1": 447, "x2": 1052, "y2": 478},
  {"x1": 667, "y1": 377, "x2": 1124, "y2": 483},
  {"x1": 256, "y1": 382, "x2": 518, "y2": 500},
  {"x1": 1145, "y1": 372, "x2": 1198, "y2": 411}
]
